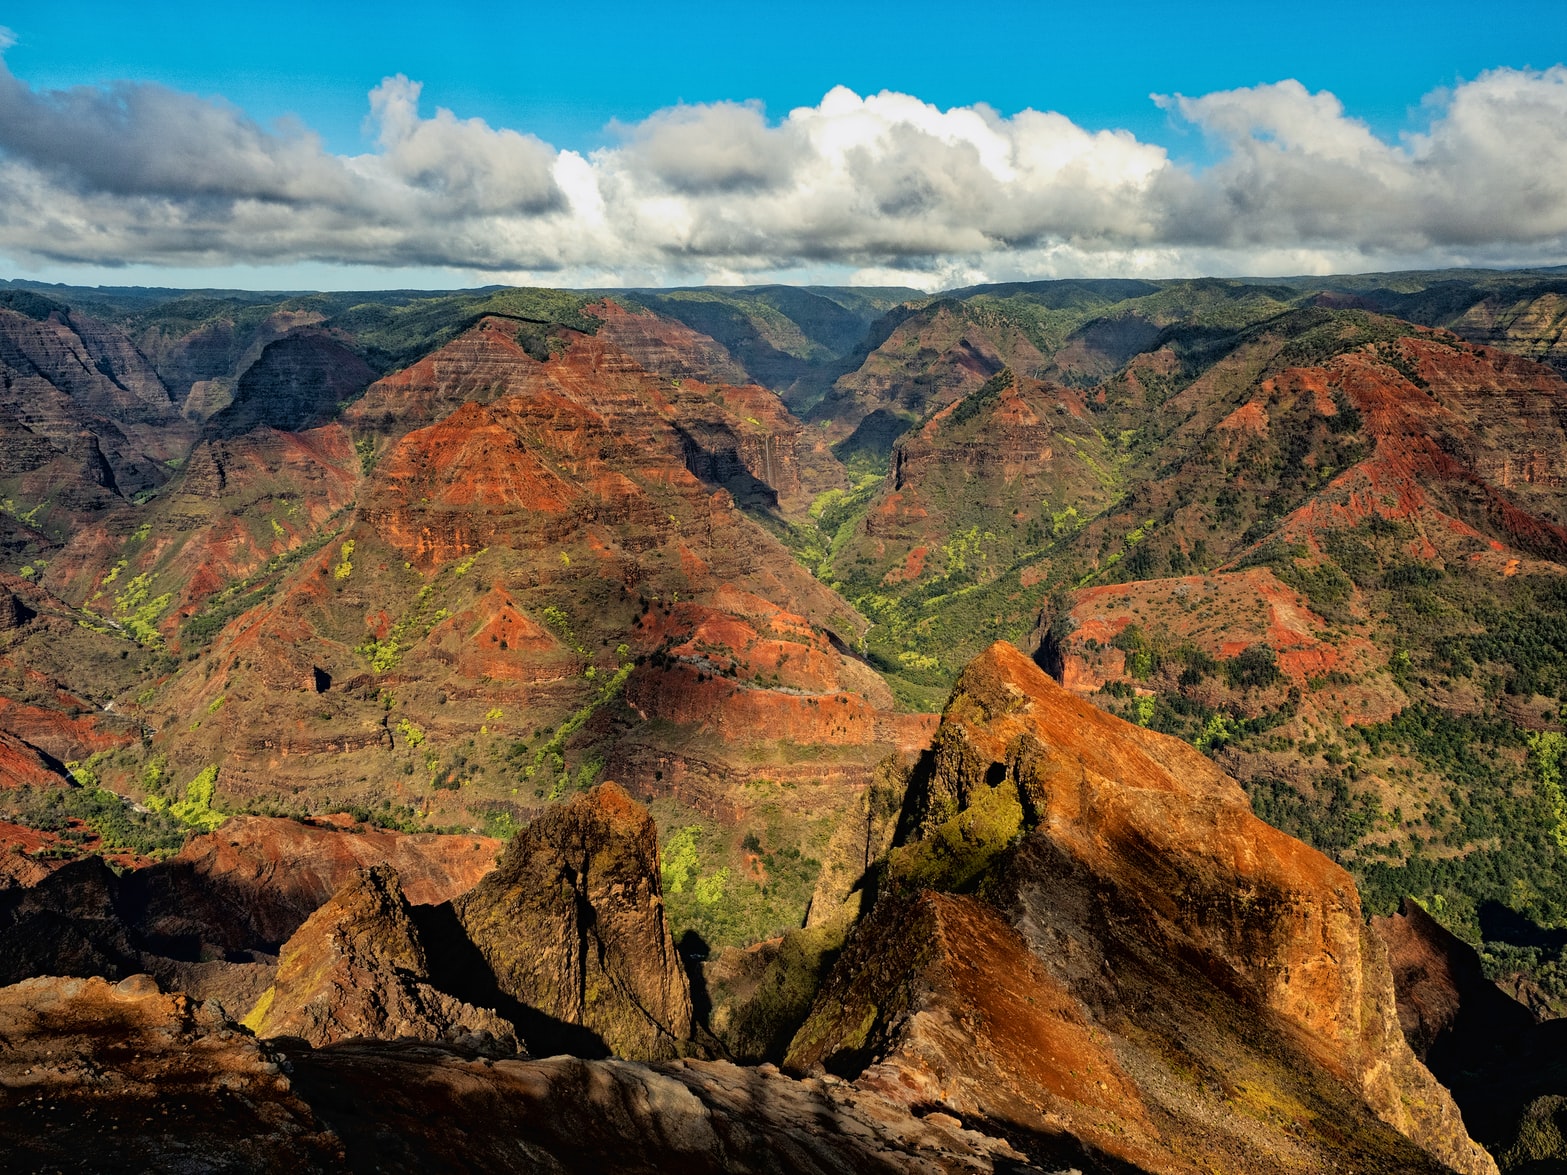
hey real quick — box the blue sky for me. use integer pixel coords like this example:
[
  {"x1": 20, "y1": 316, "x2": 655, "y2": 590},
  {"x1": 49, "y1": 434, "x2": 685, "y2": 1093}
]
[
  {"x1": 9, "y1": 1, "x2": 1561, "y2": 154},
  {"x1": 1, "y1": 1, "x2": 1565, "y2": 289}
]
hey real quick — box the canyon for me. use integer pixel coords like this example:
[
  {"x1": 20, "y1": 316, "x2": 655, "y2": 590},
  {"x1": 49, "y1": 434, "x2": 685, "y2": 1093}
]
[{"x1": 2, "y1": 269, "x2": 1567, "y2": 1169}]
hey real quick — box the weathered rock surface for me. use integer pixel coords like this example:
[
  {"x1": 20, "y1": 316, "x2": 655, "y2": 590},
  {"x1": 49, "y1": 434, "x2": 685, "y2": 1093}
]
[
  {"x1": 857, "y1": 367, "x2": 1117, "y2": 585},
  {"x1": 0, "y1": 973, "x2": 1040, "y2": 1173},
  {"x1": 244, "y1": 865, "x2": 518, "y2": 1054},
  {"x1": 1374, "y1": 897, "x2": 1540, "y2": 1071},
  {"x1": 786, "y1": 641, "x2": 1496, "y2": 1175},
  {"x1": 809, "y1": 299, "x2": 1042, "y2": 452},
  {"x1": 0, "y1": 855, "x2": 141, "y2": 987},
  {"x1": 0, "y1": 975, "x2": 341, "y2": 1171},
  {"x1": 455, "y1": 782, "x2": 694, "y2": 1061},
  {"x1": 0, "y1": 848, "x2": 279, "y2": 1009},
  {"x1": 1375, "y1": 898, "x2": 1567, "y2": 1163}
]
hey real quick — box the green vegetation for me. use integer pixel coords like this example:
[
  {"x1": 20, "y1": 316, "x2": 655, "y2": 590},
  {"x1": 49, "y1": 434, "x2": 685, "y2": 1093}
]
[
  {"x1": 0, "y1": 496, "x2": 46, "y2": 529},
  {"x1": 523, "y1": 656, "x2": 635, "y2": 797},
  {"x1": 357, "y1": 580, "x2": 445, "y2": 673},
  {"x1": 1529, "y1": 732, "x2": 1567, "y2": 849},
  {"x1": 658, "y1": 807, "x2": 824, "y2": 948},
  {"x1": 170, "y1": 766, "x2": 225, "y2": 831},
  {"x1": 539, "y1": 604, "x2": 588, "y2": 655},
  {"x1": 181, "y1": 525, "x2": 341, "y2": 647},
  {"x1": 882, "y1": 777, "x2": 1024, "y2": 897},
  {"x1": 947, "y1": 367, "x2": 1013, "y2": 427},
  {"x1": 1, "y1": 756, "x2": 190, "y2": 859},
  {"x1": 1, "y1": 783, "x2": 189, "y2": 858},
  {"x1": 396, "y1": 718, "x2": 427, "y2": 749},
  {"x1": 111, "y1": 572, "x2": 172, "y2": 647}
]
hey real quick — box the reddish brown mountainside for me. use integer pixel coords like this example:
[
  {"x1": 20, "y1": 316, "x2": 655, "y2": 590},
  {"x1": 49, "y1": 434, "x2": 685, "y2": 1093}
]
[
  {"x1": 117, "y1": 317, "x2": 919, "y2": 934},
  {"x1": 0, "y1": 303, "x2": 189, "y2": 528},
  {"x1": 131, "y1": 814, "x2": 500, "y2": 952}
]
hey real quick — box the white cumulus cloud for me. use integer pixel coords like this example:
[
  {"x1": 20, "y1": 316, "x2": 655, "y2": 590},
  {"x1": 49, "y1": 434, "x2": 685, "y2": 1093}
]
[{"x1": 0, "y1": 58, "x2": 1564, "y2": 286}]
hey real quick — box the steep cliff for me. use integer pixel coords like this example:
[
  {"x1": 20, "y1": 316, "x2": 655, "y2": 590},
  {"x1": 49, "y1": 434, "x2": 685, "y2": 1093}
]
[
  {"x1": 1375, "y1": 899, "x2": 1567, "y2": 1166},
  {"x1": 455, "y1": 783, "x2": 693, "y2": 1060},
  {"x1": 0, "y1": 303, "x2": 189, "y2": 519},
  {"x1": 206, "y1": 331, "x2": 377, "y2": 439},
  {"x1": 786, "y1": 641, "x2": 1496, "y2": 1175}
]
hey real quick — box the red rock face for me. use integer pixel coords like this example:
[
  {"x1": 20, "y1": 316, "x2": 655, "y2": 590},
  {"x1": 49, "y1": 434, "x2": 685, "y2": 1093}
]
[
  {"x1": 788, "y1": 642, "x2": 1496, "y2": 1175},
  {"x1": 0, "y1": 572, "x2": 150, "y2": 767},
  {"x1": 0, "y1": 729, "x2": 71, "y2": 789},
  {"x1": 0, "y1": 305, "x2": 190, "y2": 506},
  {"x1": 813, "y1": 302, "x2": 1049, "y2": 444},
  {"x1": 136, "y1": 316, "x2": 909, "y2": 870},
  {"x1": 344, "y1": 315, "x2": 547, "y2": 433},
  {"x1": 350, "y1": 318, "x2": 839, "y2": 601},
  {"x1": 0, "y1": 696, "x2": 126, "y2": 763},
  {"x1": 1264, "y1": 340, "x2": 1567, "y2": 561},
  {"x1": 0, "y1": 820, "x2": 72, "y2": 888},
  {"x1": 1051, "y1": 566, "x2": 1395, "y2": 723},
  {"x1": 131, "y1": 815, "x2": 500, "y2": 951},
  {"x1": 46, "y1": 421, "x2": 362, "y2": 640},
  {"x1": 585, "y1": 299, "x2": 749, "y2": 385}
]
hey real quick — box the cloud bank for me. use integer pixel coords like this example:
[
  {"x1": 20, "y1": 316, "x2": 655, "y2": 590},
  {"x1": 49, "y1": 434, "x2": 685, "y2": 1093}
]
[{"x1": 1, "y1": 61, "x2": 1565, "y2": 287}]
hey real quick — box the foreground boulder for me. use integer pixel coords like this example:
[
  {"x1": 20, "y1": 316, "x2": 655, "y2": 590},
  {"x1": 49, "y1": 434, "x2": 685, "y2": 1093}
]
[
  {"x1": 787, "y1": 642, "x2": 1496, "y2": 1175},
  {"x1": 0, "y1": 975, "x2": 341, "y2": 1170},
  {"x1": 243, "y1": 865, "x2": 517, "y2": 1055},
  {"x1": 0, "y1": 974, "x2": 1037, "y2": 1173},
  {"x1": 455, "y1": 782, "x2": 694, "y2": 1061}
]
